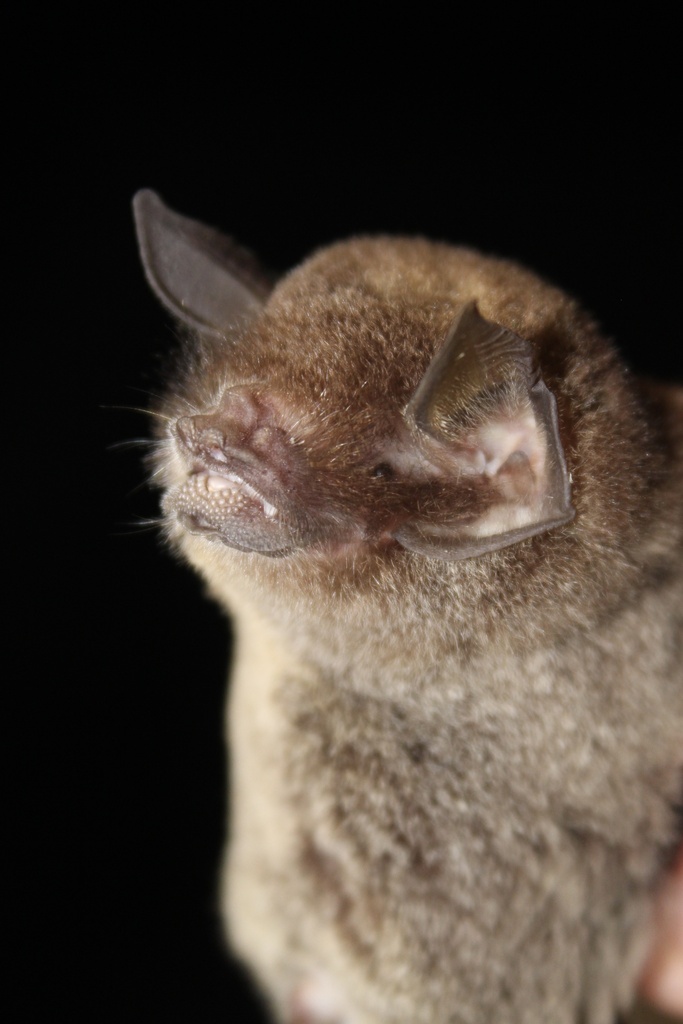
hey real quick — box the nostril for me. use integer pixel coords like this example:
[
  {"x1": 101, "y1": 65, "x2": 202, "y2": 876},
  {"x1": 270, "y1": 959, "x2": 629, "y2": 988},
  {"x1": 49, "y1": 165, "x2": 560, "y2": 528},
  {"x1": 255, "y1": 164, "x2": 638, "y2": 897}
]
[
  {"x1": 174, "y1": 413, "x2": 264, "y2": 470},
  {"x1": 175, "y1": 416, "x2": 226, "y2": 456}
]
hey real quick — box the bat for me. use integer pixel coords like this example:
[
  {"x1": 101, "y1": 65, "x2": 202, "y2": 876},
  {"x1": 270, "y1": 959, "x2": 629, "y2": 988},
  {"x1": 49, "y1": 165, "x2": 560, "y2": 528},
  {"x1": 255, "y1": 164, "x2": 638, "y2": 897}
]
[{"x1": 133, "y1": 189, "x2": 683, "y2": 1024}]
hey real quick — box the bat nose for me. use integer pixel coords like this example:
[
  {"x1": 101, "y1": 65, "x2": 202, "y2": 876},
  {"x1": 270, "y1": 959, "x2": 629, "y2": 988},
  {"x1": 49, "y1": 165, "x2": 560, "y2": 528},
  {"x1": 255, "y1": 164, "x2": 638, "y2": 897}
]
[
  {"x1": 175, "y1": 414, "x2": 225, "y2": 458},
  {"x1": 175, "y1": 388, "x2": 264, "y2": 460},
  {"x1": 174, "y1": 413, "x2": 260, "y2": 468}
]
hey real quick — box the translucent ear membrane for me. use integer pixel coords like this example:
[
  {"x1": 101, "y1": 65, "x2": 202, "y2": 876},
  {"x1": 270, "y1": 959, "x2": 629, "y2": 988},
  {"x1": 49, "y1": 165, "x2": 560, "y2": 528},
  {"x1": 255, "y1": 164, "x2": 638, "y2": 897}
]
[
  {"x1": 132, "y1": 190, "x2": 266, "y2": 336},
  {"x1": 398, "y1": 303, "x2": 575, "y2": 560}
]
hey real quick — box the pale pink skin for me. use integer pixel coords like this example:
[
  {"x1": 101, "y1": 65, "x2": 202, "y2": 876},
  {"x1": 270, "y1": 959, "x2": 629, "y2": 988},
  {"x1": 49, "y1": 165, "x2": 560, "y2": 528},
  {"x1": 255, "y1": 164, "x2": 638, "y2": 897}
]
[{"x1": 640, "y1": 849, "x2": 683, "y2": 1016}]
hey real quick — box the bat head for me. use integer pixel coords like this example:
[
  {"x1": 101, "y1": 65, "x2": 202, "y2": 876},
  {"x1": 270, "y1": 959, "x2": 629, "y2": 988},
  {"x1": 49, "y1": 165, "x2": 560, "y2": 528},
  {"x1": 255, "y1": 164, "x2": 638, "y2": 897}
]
[{"x1": 134, "y1": 191, "x2": 575, "y2": 567}]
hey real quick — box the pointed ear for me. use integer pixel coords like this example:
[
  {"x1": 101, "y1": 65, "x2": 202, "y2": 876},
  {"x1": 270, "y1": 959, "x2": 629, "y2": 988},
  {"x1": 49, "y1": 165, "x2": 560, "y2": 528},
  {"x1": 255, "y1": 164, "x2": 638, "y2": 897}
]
[
  {"x1": 132, "y1": 190, "x2": 270, "y2": 337},
  {"x1": 396, "y1": 303, "x2": 574, "y2": 560}
]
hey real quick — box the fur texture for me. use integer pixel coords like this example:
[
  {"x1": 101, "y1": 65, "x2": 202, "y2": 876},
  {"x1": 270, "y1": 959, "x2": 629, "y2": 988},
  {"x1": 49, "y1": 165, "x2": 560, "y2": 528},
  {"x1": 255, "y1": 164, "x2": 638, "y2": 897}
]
[{"x1": 136, "y1": 199, "x2": 683, "y2": 1024}]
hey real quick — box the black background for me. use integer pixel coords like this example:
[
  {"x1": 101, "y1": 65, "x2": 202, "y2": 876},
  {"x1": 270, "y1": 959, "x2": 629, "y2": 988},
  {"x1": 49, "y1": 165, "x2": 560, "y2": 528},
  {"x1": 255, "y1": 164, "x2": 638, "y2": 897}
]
[{"x1": 31, "y1": 33, "x2": 681, "y2": 1023}]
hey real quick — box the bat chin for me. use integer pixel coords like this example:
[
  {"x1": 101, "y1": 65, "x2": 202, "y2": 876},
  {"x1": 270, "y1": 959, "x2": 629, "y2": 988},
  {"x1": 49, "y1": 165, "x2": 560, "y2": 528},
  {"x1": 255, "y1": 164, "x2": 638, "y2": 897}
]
[
  {"x1": 174, "y1": 513, "x2": 288, "y2": 555},
  {"x1": 166, "y1": 469, "x2": 298, "y2": 554},
  {"x1": 173, "y1": 498, "x2": 390, "y2": 561}
]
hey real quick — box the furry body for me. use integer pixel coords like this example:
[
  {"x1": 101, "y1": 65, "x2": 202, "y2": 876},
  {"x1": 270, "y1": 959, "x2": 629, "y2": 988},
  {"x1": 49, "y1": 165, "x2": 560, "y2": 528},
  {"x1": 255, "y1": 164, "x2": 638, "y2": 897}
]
[{"x1": 135, "y1": 195, "x2": 683, "y2": 1023}]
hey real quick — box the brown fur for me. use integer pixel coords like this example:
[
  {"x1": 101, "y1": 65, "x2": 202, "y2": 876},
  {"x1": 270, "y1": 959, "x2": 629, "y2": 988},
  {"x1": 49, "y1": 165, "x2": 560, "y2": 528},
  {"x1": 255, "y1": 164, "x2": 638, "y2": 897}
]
[{"x1": 146, "y1": 231, "x2": 682, "y2": 1023}]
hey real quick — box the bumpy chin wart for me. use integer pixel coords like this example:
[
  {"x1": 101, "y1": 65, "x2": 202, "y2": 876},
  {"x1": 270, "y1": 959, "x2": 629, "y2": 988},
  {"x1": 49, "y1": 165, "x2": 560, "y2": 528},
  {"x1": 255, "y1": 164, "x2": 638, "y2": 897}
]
[{"x1": 168, "y1": 471, "x2": 279, "y2": 532}]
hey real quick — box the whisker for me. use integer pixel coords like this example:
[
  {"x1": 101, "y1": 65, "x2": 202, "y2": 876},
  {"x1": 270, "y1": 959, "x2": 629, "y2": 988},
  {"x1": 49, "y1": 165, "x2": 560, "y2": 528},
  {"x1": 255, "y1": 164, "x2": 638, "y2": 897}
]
[
  {"x1": 101, "y1": 403, "x2": 174, "y2": 422},
  {"x1": 110, "y1": 517, "x2": 165, "y2": 537},
  {"x1": 124, "y1": 479, "x2": 161, "y2": 499},
  {"x1": 146, "y1": 463, "x2": 169, "y2": 482},
  {"x1": 126, "y1": 385, "x2": 176, "y2": 404},
  {"x1": 107, "y1": 438, "x2": 157, "y2": 451}
]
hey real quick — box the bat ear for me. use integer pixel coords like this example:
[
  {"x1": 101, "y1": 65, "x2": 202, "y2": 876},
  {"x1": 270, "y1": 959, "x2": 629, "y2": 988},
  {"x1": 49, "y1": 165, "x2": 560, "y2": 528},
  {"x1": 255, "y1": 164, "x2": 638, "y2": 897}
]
[
  {"x1": 132, "y1": 190, "x2": 270, "y2": 337},
  {"x1": 397, "y1": 302, "x2": 574, "y2": 560}
]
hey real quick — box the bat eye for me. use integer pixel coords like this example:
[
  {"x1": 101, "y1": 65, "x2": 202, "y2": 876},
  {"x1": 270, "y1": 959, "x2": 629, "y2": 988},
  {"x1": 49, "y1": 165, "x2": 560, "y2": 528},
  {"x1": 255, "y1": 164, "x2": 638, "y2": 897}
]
[{"x1": 370, "y1": 463, "x2": 394, "y2": 479}]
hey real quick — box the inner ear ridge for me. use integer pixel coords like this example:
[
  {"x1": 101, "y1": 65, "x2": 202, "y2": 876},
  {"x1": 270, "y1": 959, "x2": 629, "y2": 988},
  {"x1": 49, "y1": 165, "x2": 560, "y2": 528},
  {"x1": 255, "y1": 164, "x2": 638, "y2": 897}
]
[
  {"x1": 457, "y1": 304, "x2": 532, "y2": 373},
  {"x1": 405, "y1": 302, "x2": 536, "y2": 440}
]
